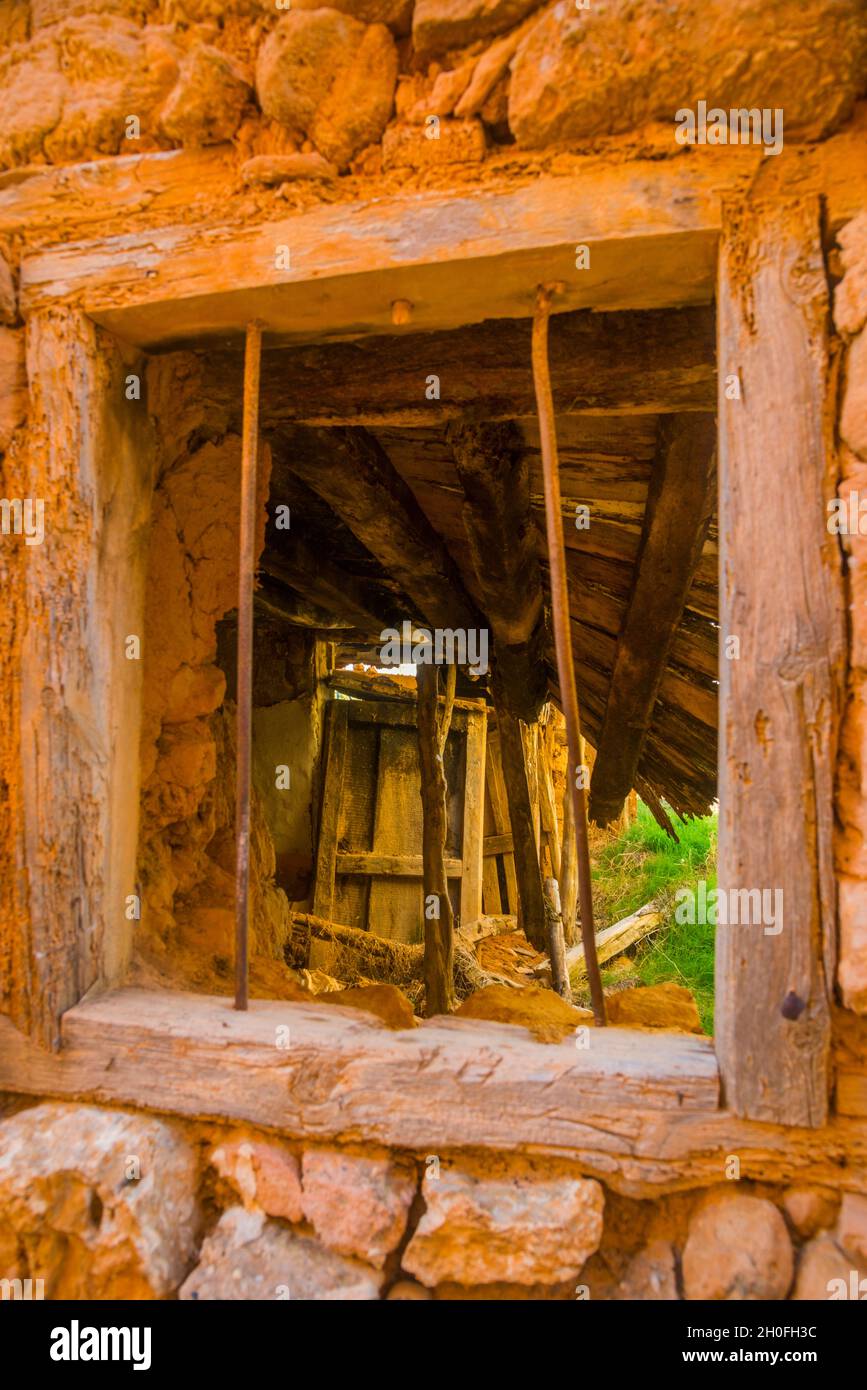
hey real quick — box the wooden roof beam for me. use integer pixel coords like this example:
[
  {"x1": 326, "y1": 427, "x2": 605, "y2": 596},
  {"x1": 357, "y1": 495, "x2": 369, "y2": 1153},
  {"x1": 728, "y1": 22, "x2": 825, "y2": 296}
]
[
  {"x1": 588, "y1": 414, "x2": 717, "y2": 827},
  {"x1": 195, "y1": 306, "x2": 715, "y2": 429},
  {"x1": 449, "y1": 421, "x2": 548, "y2": 722},
  {"x1": 279, "y1": 425, "x2": 482, "y2": 639},
  {"x1": 261, "y1": 536, "x2": 395, "y2": 637}
]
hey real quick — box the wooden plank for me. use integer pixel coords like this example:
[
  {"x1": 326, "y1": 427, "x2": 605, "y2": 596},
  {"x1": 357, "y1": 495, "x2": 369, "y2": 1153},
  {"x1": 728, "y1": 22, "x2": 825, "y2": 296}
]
[
  {"x1": 588, "y1": 413, "x2": 717, "y2": 827},
  {"x1": 716, "y1": 196, "x2": 845, "y2": 1127},
  {"x1": 261, "y1": 541, "x2": 388, "y2": 636},
  {"x1": 460, "y1": 710, "x2": 487, "y2": 926},
  {"x1": 564, "y1": 903, "x2": 664, "y2": 981},
  {"x1": 494, "y1": 695, "x2": 546, "y2": 951},
  {"x1": 484, "y1": 832, "x2": 514, "y2": 856},
  {"x1": 348, "y1": 700, "x2": 476, "y2": 729},
  {"x1": 367, "y1": 727, "x2": 425, "y2": 944},
  {"x1": 486, "y1": 730, "x2": 518, "y2": 912},
  {"x1": 538, "y1": 739, "x2": 561, "y2": 881},
  {"x1": 311, "y1": 700, "x2": 349, "y2": 920},
  {"x1": 337, "y1": 852, "x2": 462, "y2": 877},
  {"x1": 4, "y1": 990, "x2": 867, "y2": 1199}
]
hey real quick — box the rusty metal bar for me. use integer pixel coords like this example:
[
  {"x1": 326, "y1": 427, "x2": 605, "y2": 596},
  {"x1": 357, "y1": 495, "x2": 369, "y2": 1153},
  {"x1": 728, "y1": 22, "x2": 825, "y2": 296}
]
[
  {"x1": 532, "y1": 285, "x2": 606, "y2": 1026},
  {"x1": 235, "y1": 320, "x2": 263, "y2": 1011}
]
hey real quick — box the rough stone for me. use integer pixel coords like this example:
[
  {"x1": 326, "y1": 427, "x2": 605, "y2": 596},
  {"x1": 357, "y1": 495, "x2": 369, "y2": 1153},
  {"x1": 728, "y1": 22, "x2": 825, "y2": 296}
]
[
  {"x1": 179, "y1": 1207, "x2": 384, "y2": 1300},
  {"x1": 605, "y1": 982, "x2": 703, "y2": 1034},
  {"x1": 792, "y1": 1233, "x2": 867, "y2": 1300},
  {"x1": 382, "y1": 117, "x2": 486, "y2": 169},
  {"x1": 301, "y1": 1149, "x2": 416, "y2": 1267},
  {"x1": 835, "y1": 213, "x2": 867, "y2": 337},
  {"x1": 292, "y1": 0, "x2": 414, "y2": 34},
  {"x1": 402, "y1": 1166, "x2": 604, "y2": 1287},
  {"x1": 0, "y1": 253, "x2": 16, "y2": 326},
  {"x1": 210, "y1": 1136, "x2": 304, "y2": 1224},
  {"x1": 781, "y1": 1185, "x2": 839, "y2": 1240},
  {"x1": 160, "y1": 43, "x2": 251, "y2": 147},
  {"x1": 615, "y1": 1239, "x2": 679, "y2": 1300},
  {"x1": 836, "y1": 1192, "x2": 867, "y2": 1264},
  {"x1": 240, "y1": 152, "x2": 337, "y2": 185},
  {"x1": 387, "y1": 1278, "x2": 433, "y2": 1299},
  {"x1": 255, "y1": 10, "x2": 397, "y2": 169},
  {"x1": 0, "y1": 327, "x2": 27, "y2": 452},
  {"x1": 0, "y1": 1102, "x2": 201, "y2": 1299},
  {"x1": 509, "y1": 0, "x2": 867, "y2": 149},
  {"x1": 312, "y1": 22, "x2": 398, "y2": 168},
  {"x1": 412, "y1": 0, "x2": 542, "y2": 59},
  {"x1": 841, "y1": 331, "x2": 867, "y2": 461},
  {"x1": 682, "y1": 1192, "x2": 794, "y2": 1301},
  {"x1": 455, "y1": 981, "x2": 592, "y2": 1043},
  {"x1": 0, "y1": 17, "x2": 181, "y2": 168}
]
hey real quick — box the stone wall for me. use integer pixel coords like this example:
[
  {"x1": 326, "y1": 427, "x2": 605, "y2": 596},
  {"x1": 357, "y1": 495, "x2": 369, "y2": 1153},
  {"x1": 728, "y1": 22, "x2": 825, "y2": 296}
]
[
  {"x1": 1, "y1": 1097, "x2": 865, "y2": 1300},
  {"x1": 0, "y1": 0, "x2": 864, "y2": 187}
]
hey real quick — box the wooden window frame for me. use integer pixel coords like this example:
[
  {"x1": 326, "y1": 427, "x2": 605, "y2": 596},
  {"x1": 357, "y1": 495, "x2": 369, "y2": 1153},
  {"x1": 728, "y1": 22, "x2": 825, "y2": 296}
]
[{"x1": 4, "y1": 149, "x2": 865, "y2": 1160}]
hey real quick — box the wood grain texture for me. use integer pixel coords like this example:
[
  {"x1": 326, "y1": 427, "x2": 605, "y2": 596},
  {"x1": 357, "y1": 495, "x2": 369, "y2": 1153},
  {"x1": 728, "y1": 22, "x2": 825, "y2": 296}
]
[
  {"x1": 493, "y1": 693, "x2": 546, "y2": 951},
  {"x1": 449, "y1": 421, "x2": 547, "y2": 721},
  {"x1": 460, "y1": 710, "x2": 487, "y2": 925},
  {"x1": 311, "y1": 700, "x2": 349, "y2": 921},
  {"x1": 589, "y1": 414, "x2": 717, "y2": 826},
  {"x1": 5, "y1": 312, "x2": 154, "y2": 1048},
  {"x1": 715, "y1": 197, "x2": 845, "y2": 1127},
  {"x1": 282, "y1": 426, "x2": 481, "y2": 634},
  {"x1": 3, "y1": 990, "x2": 867, "y2": 1198}
]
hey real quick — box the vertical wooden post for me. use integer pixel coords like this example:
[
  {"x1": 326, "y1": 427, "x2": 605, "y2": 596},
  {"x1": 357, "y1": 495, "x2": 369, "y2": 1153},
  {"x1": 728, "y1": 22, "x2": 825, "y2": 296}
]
[
  {"x1": 235, "y1": 321, "x2": 262, "y2": 1012},
  {"x1": 417, "y1": 663, "x2": 457, "y2": 1015},
  {"x1": 493, "y1": 682, "x2": 547, "y2": 952},
  {"x1": 716, "y1": 197, "x2": 844, "y2": 1125},
  {"x1": 559, "y1": 734, "x2": 581, "y2": 947},
  {"x1": 460, "y1": 708, "x2": 487, "y2": 925}
]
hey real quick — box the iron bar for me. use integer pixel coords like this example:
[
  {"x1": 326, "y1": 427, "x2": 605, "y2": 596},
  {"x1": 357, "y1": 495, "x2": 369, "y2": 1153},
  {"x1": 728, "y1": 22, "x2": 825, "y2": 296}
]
[
  {"x1": 532, "y1": 285, "x2": 606, "y2": 1026},
  {"x1": 235, "y1": 320, "x2": 263, "y2": 1011}
]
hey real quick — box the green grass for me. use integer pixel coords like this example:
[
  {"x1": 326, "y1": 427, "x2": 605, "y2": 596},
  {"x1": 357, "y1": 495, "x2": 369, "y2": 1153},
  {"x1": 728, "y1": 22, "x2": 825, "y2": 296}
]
[{"x1": 585, "y1": 801, "x2": 718, "y2": 1033}]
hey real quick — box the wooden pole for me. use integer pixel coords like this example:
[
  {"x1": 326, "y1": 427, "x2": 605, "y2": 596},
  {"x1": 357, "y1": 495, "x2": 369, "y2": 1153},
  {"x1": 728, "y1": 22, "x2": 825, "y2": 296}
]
[
  {"x1": 492, "y1": 683, "x2": 548, "y2": 952},
  {"x1": 532, "y1": 285, "x2": 605, "y2": 1026},
  {"x1": 234, "y1": 320, "x2": 263, "y2": 1011},
  {"x1": 559, "y1": 736, "x2": 579, "y2": 946},
  {"x1": 416, "y1": 662, "x2": 457, "y2": 1016},
  {"x1": 543, "y1": 876, "x2": 572, "y2": 1002}
]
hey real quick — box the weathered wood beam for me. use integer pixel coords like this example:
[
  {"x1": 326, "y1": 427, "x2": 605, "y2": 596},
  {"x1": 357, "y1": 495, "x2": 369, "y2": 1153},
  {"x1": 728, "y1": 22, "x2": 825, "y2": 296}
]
[
  {"x1": 417, "y1": 665, "x2": 457, "y2": 1016},
  {"x1": 254, "y1": 580, "x2": 358, "y2": 631},
  {"x1": 448, "y1": 421, "x2": 548, "y2": 722},
  {"x1": 280, "y1": 426, "x2": 481, "y2": 635},
  {"x1": 588, "y1": 414, "x2": 717, "y2": 827},
  {"x1": 715, "y1": 196, "x2": 845, "y2": 1129},
  {"x1": 492, "y1": 688, "x2": 547, "y2": 952},
  {"x1": 201, "y1": 307, "x2": 716, "y2": 430},
  {"x1": 5, "y1": 991, "x2": 867, "y2": 1199},
  {"x1": 261, "y1": 539, "x2": 389, "y2": 636}
]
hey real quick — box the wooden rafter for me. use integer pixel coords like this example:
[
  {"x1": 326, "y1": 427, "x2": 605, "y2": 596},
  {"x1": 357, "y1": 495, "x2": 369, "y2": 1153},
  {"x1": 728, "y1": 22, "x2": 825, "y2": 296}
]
[
  {"x1": 448, "y1": 421, "x2": 548, "y2": 722},
  {"x1": 280, "y1": 425, "x2": 481, "y2": 634},
  {"x1": 588, "y1": 413, "x2": 717, "y2": 828}
]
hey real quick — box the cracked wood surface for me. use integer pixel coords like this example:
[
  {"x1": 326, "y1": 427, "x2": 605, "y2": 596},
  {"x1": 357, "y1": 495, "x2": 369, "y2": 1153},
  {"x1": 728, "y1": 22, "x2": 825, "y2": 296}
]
[{"x1": 2, "y1": 991, "x2": 866, "y2": 1198}]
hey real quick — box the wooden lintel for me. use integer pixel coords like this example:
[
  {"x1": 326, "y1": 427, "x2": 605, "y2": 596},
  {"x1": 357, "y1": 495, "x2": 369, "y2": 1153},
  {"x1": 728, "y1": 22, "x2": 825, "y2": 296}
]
[
  {"x1": 449, "y1": 421, "x2": 548, "y2": 722},
  {"x1": 281, "y1": 426, "x2": 481, "y2": 634},
  {"x1": 588, "y1": 413, "x2": 717, "y2": 827}
]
